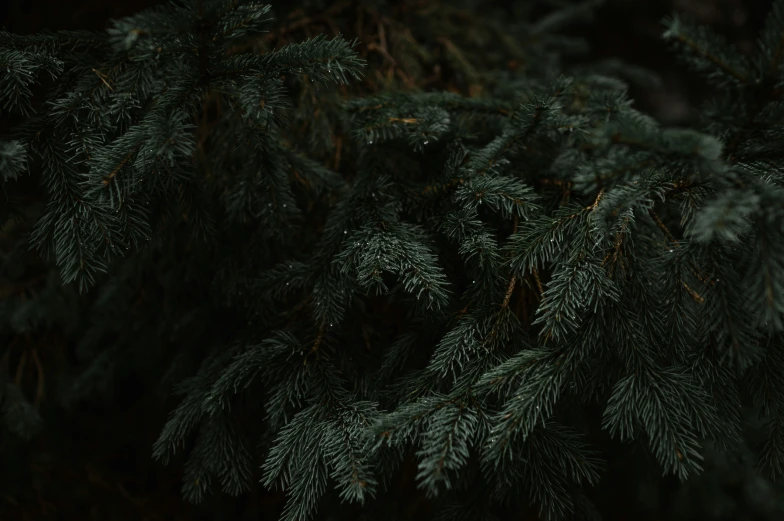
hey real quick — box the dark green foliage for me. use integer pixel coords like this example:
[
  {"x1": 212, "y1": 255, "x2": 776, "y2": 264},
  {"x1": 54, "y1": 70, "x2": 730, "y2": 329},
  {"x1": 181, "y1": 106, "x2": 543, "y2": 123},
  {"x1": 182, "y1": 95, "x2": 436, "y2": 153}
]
[{"x1": 2, "y1": 0, "x2": 784, "y2": 520}]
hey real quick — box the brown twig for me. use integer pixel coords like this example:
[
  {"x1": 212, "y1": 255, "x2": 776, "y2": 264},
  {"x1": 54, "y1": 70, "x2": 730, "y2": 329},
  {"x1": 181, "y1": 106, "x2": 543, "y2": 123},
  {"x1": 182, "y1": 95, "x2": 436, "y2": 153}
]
[
  {"x1": 501, "y1": 277, "x2": 517, "y2": 309},
  {"x1": 304, "y1": 326, "x2": 326, "y2": 365},
  {"x1": 648, "y1": 208, "x2": 677, "y2": 244},
  {"x1": 648, "y1": 208, "x2": 710, "y2": 300},
  {"x1": 91, "y1": 68, "x2": 114, "y2": 91},
  {"x1": 587, "y1": 188, "x2": 605, "y2": 211},
  {"x1": 532, "y1": 268, "x2": 544, "y2": 298}
]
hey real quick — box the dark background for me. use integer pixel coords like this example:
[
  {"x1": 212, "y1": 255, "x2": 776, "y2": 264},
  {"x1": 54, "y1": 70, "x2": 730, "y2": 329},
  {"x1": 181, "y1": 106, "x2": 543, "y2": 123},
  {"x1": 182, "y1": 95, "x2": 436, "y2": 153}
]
[{"x1": 0, "y1": 0, "x2": 774, "y2": 122}]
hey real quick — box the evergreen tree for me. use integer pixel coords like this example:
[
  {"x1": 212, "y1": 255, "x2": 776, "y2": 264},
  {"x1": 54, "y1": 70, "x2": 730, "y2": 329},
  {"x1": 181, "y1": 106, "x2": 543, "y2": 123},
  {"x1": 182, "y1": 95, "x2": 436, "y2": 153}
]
[{"x1": 2, "y1": 0, "x2": 784, "y2": 520}]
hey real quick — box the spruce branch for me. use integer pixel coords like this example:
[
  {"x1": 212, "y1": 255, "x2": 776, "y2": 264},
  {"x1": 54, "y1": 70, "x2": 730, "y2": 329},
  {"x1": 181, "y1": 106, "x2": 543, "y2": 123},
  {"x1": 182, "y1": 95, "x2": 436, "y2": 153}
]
[{"x1": 662, "y1": 14, "x2": 752, "y2": 85}]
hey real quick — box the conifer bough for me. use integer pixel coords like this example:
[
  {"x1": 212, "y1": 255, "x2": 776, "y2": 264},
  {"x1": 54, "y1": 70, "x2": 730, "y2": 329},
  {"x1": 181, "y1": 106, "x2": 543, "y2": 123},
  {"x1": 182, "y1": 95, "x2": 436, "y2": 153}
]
[{"x1": 1, "y1": 0, "x2": 784, "y2": 520}]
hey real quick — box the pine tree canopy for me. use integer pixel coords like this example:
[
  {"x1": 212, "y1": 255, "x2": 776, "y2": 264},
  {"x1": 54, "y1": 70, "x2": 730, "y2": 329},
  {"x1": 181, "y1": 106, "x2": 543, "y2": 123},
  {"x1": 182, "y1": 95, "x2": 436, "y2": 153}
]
[{"x1": 1, "y1": 0, "x2": 784, "y2": 520}]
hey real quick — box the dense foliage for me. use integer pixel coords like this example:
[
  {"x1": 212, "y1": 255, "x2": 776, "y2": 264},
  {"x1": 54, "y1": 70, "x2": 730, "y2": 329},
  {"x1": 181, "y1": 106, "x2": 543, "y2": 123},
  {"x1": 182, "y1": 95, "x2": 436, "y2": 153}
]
[{"x1": 2, "y1": 0, "x2": 784, "y2": 520}]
